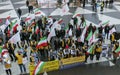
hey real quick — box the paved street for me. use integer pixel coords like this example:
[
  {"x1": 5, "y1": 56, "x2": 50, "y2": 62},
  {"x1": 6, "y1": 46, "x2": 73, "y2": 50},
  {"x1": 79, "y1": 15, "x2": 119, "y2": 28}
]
[{"x1": 0, "y1": 0, "x2": 120, "y2": 75}]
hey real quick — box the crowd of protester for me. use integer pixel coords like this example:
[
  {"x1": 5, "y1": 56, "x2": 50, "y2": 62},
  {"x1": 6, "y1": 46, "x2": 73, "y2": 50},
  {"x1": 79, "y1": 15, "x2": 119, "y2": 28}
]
[{"x1": 0, "y1": 0, "x2": 119, "y2": 75}]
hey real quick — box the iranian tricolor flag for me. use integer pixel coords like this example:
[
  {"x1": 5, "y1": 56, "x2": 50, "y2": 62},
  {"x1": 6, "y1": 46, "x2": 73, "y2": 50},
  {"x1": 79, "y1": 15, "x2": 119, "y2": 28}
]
[
  {"x1": 25, "y1": 17, "x2": 31, "y2": 22},
  {"x1": 58, "y1": 18, "x2": 63, "y2": 24},
  {"x1": 10, "y1": 20, "x2": 19, "y2": 32},
  {"x1": 86, "y1": 30, "x2": 93, "y2": 42},
  {"x1": 90, "y1": 30, "x2": 99, "y2": 45},
  {"x1": 51, "y1": 19, "x2": 62, "y2": 30},
  {"x1": 47, "y1": 28, "x2": 56, "y2": 42},
  {"x1": 36, "y1": 37, "x2": 48, "y2": 48},
  {"x1": 80, "y1": 26, "x2": 88, "y2": 43},
  {"x1": 34, "y1": 8, "x2": 41, "y2": 15},
  {"x1": 115, "y1": 46, "x2": 120, "y2": 53},
  {"x1": 73, "y1": 14, "x2": 81, "y2": 18},
  {"x1": 1, "y1": 49, "x2": 8, "y2": 57},
  {"x1": 102, "y1": 20, "x2": 110, "y2": 27},
  {"x1": 35, "y1": 25, "x2": 40, "y2": 34},
  {"x1": 9, "y1": 32, "x2": 21, "y2": 44},
  {"x1": 87, "y1": 45, "x2": 94, "y2": 54},
  {"x1": 33, "y1": 61, "x2": 45, "y2": 75}
]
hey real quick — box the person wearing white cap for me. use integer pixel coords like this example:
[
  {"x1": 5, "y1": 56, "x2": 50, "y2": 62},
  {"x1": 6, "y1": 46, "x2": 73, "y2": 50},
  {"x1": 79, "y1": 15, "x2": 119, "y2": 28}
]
[{"x1": 3, "y1": 54, "x2": 12, "y2": 75}]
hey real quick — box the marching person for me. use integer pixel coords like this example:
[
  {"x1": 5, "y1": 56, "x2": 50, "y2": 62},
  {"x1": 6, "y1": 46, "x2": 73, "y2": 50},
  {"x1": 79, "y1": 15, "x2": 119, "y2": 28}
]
[
  {"x1": 83, "y1": 43, "x2": 88, "y2": 63},
  {"x1": 28, "y1": 5, "x2": 33, "y2": 13},
  {"x1": 105, "y1": 25, "x2": 110, "y2": 39},
  {"x1": 95, "y1": 41, "x2": 102, "y2": 61},
  {"x1": 109, "y1": 0, "x2": 114, "y2": 7},
  {"x1": 100, "y1": 1, "x2": 104, "y2": 13},
  {"x1": 6, "y1": 42, "x2": 16, "y2": 62},
  {"x1": 26, "y1": 0, "x2": 29, "y2": 7},
  {"x1": 73, "y1": 17, "x2": 78, "y2": 29},
  {"x1": 105, "y1": 0, "x2": 108, "y2": 8},
  {"x1": 112, "y1": 41, "x2": 119, "y2": 64},
  {"x1": 17, "y1": 8, "x2": 22, "y2": 19},
  {"x1": 89, "y1": 43, "x2": 96, "y2": 61},
  {"x1": 16, "y1": 51, "x2": 26, "y2": 74},
  {"x1": 110, "y1": 33, "x2": 115, "y2": 44},
  {"x1": 3, "y1": 54, "x2": 12, "y2": 75}
]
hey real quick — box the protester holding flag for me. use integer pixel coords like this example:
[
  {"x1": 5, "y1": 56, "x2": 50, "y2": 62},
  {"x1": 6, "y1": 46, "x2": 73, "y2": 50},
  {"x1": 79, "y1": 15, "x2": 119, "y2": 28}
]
[
  {"x1": 98, "y1": 26, "x2": 103, "y2": 34},
  {"x1": 2, "y1": 54, "x2": 12, "y2": 75},
  {"x1": 82, "y1": 43, "x2": 88, "y2": 63},
  {"x1": 28, "y1": 5, "x2": 33, "y2": 13},
  {"x1": 95, "y1": 41, "x2": 102, "y2": 61},
  {"x1": 16, "y1": 51, "x2": 26, "y2": 74},
  {"x1": 87, "y1": 43, "x2": 96, "y2": 61},
  {"x1": 76, "y1": 27, "x2": 81, "y2": 38},
  {"x1": 105, "y1": 25, "x2": 110, "y2": 39},
  {"x1": 80, "y1": 15, "x2": 85, "y2": 27},
  {"x1": 110, "y1": 33, "x2": 115, "y2": 44},
  {"x1": 73, "y1": 17, "x2": 78, "y2": 28},
  {"x1": 113, "y1": 41, "x2": 119, "y2": 63},
  {"x1": 37, "y1": 18, "x2": 43, "y2": 29},
  {"x1": 6, "y1": 42, "x2": 16, "y2": 62}
]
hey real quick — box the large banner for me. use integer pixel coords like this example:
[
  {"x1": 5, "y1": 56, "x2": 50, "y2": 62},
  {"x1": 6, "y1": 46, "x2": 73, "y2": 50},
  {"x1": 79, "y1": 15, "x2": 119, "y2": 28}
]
[
  {"x1": 29, "y1": 56, "x2": 85, "y2": 75},
  {"x1": 61, "y1": 56, "x2": 85, "y2": 65},
  {"x1": 29, "y1": 60, "x2": 59, "y2": 75},
  {"x1": 40, "y1": 60, "x2": 59, "y2": 73}
]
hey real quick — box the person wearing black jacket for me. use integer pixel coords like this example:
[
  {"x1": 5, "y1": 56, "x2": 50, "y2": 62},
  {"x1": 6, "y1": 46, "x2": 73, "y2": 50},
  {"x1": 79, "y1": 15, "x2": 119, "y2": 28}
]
[
  {"x1": 88, "y1": 23, "x2": 93, "y2": 33},
  {"x1": 76, "y1": 28, "x2": 81, "y2": 38},
  {"x1": 105, "y1": 25, "x2": 110, "y2": 39},
  {"x1": 80, "y1": 15, "x2": 85, "y2": 27},
  {"x1": 17, "y1": 8, "x2": 22, "y2": 19},
  {"x1": 60, "y1": 29, "x2": 65, "y2": 39},
  {"x1": 26, "y1": 0, "x2": 29, "y2": 7},
  {"x1": 98, "y1": 26, "x2": 103, "y2": 34},
  {"x1": 37, "y1": 18, "x2": 43, "y2": 29},
  {"x1": 28, "y1": 5, "x2": 33, "y2": 13},
  {"x1": 6, "y1": 42, "x2": 16, "y2": 62}
]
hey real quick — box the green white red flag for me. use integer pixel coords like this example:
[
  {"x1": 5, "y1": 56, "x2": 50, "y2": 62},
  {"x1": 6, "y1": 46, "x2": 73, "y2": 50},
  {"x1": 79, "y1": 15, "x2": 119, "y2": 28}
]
[
  {"x1": 115, "y1": 46, "x2": 120, "y2": 53},
  {"x1": 36, "y1": 37, "x2": 48, "y2": 48},
  {"x1": 33, "y1": 61, "x2": 45, "y2": 75},
  {"x1": 87, "y1": 45, "x2": 94, "y2": 54},
  {"x1": 86, "y1": 30, "x2": 92, "y2": 42},
  {"x1": 102, "y1": 20, "x2": 110, "y2": 27}
]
